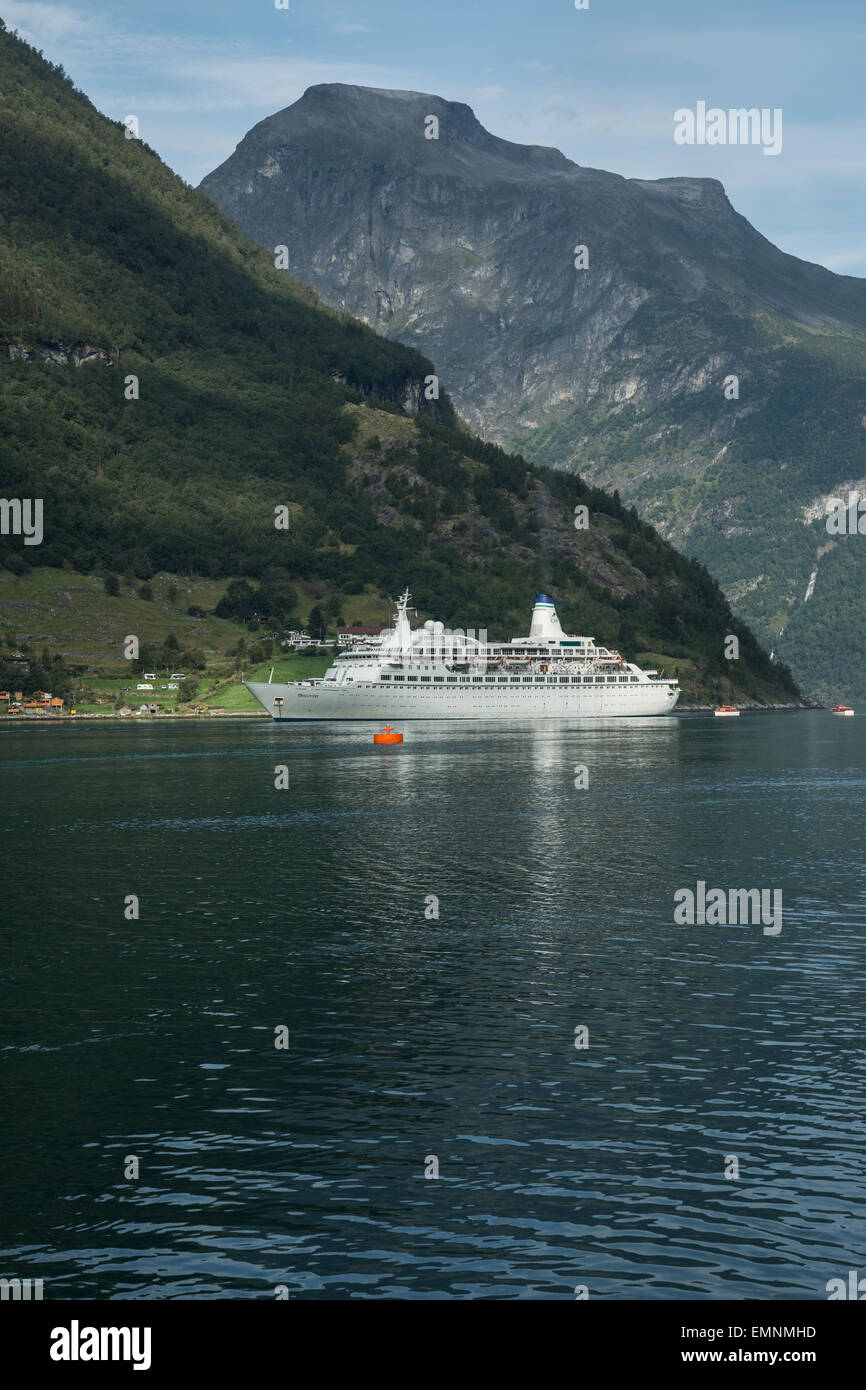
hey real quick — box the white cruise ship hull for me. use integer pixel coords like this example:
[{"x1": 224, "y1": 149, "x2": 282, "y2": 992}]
[{"x1": 246, "y1": 679, "x2": 680, "y2": 720}]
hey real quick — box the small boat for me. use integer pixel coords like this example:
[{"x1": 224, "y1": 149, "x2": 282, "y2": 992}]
[
  {"x1": 830, "y1": 704, "x2": 854, "y2": 716},
  {"x1": 714, "y1": 705, "x2": 740, "y2": 717}
]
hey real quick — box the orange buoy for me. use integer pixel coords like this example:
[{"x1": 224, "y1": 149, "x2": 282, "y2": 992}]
[{"x1": 373, "y1": 724, "x2": 403, "y2": 744}]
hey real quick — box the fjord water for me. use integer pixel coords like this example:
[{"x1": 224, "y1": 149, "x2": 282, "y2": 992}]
[{"x1": 2, "y1": 712, "x2": 864, "y2": 1301}]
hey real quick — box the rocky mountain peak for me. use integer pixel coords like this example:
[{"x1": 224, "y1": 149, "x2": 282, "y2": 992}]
[{"x1": 215, "y1": 82, "x2": 579, "y2": 184}]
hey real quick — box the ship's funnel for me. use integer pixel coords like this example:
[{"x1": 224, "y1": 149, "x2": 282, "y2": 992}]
[{"x1": 529, "y1": 594, "x2": 564, "y2": 641}]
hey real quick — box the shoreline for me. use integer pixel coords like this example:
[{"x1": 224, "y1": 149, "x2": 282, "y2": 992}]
[
  {"x1": 0, "y1": 710, "x2": 267, "y2": 723},
  {"x1": 0, "y1": 701, "x2": 826, "y2": 725}
]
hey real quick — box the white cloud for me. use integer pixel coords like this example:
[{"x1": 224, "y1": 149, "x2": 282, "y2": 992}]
[
  {"x1": 173, "y1": 57, "x2": 413, "y2": 112},
  {"x1": 0, "y1": 2, "x2": 411, "y2": 116},
  {"x1": 1, "y1": 0, "x2": 95, "y2": 43}
]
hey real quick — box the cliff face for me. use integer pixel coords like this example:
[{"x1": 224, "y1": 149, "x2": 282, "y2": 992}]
[
  {"x1": 201, "y1": 85, "x2": 866, "y2": 700},
  {"x1": 201, "y1": 83, "x2": 866, "y2": 439},
  {"x1": 3, "y1": 341, "x2": 116, "y2": 366}
]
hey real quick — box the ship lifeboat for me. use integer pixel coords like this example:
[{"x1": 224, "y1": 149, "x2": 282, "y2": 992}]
[
  {"x1": 373, "y1": 724, "x2": 403, "y2": 744},
  {"x1": 713, "y1": 705, "x2": 740, "y2": 717},
  {"x1": 830, "y1": 704, "x2": 854, "y2": 716}
]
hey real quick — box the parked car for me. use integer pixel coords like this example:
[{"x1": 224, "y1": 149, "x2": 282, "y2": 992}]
[
  {"x1": 169, "y1": 672, "x2": 185, "y2": 680},
  {"x1": 143, "y1": 672, "x2": 157, "y2": 680}
]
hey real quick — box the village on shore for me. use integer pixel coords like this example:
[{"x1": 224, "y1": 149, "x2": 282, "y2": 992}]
[{"x1": 0, "y1": 622, "x2": 383, "y2": 720}]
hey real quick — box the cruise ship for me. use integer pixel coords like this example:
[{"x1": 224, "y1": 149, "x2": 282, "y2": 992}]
[{"x1": 246, "y1": 591, "x2": 680, "y2": 720}]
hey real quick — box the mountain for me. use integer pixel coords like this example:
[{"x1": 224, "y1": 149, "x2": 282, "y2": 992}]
[
  {"x1": 0, "y1": 25, "x2": 799, "y2": 707},
  {"x1": 200, "y1": 83, "x2": 866, "y2": 702}
]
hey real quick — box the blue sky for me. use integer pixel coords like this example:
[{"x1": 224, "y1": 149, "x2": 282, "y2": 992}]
[{"x1": 4, "y1": 0, "x2": 865, "y2": 276}]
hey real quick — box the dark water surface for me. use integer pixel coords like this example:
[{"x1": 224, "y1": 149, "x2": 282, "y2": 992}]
[{"x1": 2, "y1": 711, "x2": 864, "y2": 1300}]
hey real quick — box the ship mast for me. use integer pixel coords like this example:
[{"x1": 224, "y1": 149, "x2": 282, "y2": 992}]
[{"x1": 389, "y1": 587, "x2": 414, "y2": 659}]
